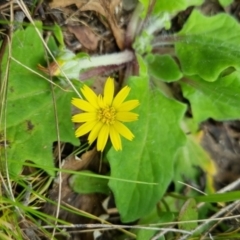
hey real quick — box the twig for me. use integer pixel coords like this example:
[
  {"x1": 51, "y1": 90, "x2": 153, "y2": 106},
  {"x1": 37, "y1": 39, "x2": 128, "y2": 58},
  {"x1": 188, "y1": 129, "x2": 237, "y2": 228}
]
[
  {"x1": 153, "y1": 178, "x2": 240, "y2": 238},
  {"x1": 179, "y1": 200, "x2": 240, "y2": 240},
  {"x1": 200, "y1": 201, "x2": 240, "y2": 240},
  {"x1": 42, "y1": 223, "x2": 191, "y2": 234}
]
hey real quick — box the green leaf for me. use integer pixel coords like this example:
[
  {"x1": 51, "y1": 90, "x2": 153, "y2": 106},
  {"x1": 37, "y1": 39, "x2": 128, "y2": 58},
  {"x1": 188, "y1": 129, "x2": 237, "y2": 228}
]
[
  {"x1": 176, "y1": 10, "x2": 240, "y2": 81},
  {"x1": 178, "y1": 198, "x2": 198, "y2": 231},
  {"x1": 134, "y1": 30, "x2": 153, "y2": 55},
  {"x1": 146, "y1": 54, "x2": 183, "y2": 82},
  {"x1": 137, "y1": 227, "x2": 165, "y2": 240},
  {"x1": 69, "y1": 170, "x2": 109, "y2": 194},
  {"x1": 74, "y1": 52, "x2": 90, "y2": 60},
  {"x1": 137, "y1": 53, "x2": 148, "y2": 76},
  {"x1": 1, "y1": 23, "x2": 79, "y2": 176},
  {"x1": 174, "y1": 136, "x2": 216, "y2": 192},
  {"x1": 52, "y1": 24, "x2": 64, "y2": 48},
  {"x1": 153, "y1": 0, "x2": 204, "y2": 14},
  {"x1": 181, "y1": 72, "x2": 240, "y2": 123},
  {"x1": 108, "y1": 76, "x2": 186, "y2": 222},
  {"x1": 219, "y1": 0, "x2": 234, "y2": 7},
  {"x1": 138, "y1": 0, "x2": 203, "y2": 18},
  {"x1": 136, "y1": 211, "x2": 174, "y2": 240}
]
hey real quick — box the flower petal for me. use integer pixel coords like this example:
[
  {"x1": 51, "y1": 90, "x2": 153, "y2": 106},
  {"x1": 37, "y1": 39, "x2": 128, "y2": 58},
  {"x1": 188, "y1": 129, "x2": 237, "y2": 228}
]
[
  {"x1": 109, "y1": 126, "x2": 122, "y2": 151},
  {"x1": 112, "y1": 86, "x2": 130, "y2": 109},
  {"x1": 72, "y1": 113, "x2": 97, "y2": 123},
  {"x1": 81, "y1": 85, "x2": 99, "y2": 109},
  {"x1": 75, "y1": 121, "x2": 97, "y2": 137},
  {"x1": 71, "y1": 98, "x2": 96, "y2": 112},
  {"x1": 97, "y1": 95, "x2": 105, "y2": 109},
  {"x1": 88, "y1": 121, "x2": 104, "y2": 144},
  {"x1": 113, "y1": 121, "x2": 134, "y2": 140},
  {"x1": 97, "y1": 124, "x2": 110, "y2": 151},
  {"x1": 116, "y1": 100, "x2": 140, "y2": 112},
  {"x1": 103, "y1": 77, "x2": 115, "y2": 106},
  {"x1": 116, "y1": 112, "x2": 139, "y2": 122}
]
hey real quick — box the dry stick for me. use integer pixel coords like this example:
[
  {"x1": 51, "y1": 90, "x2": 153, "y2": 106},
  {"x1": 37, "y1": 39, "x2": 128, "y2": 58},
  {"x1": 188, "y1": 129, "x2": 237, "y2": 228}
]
[
  {"x1": 178, "y1": 181, "x2": 207, "y2": 195},
  {"x1": 196, "y1": 178, "x2": 240, "y2": 239},
  {"x1": 179, "y1": 200, "x2": 240, "y2": 240},
  {"x1": 62, "y1": 202, "x2": 137, "y2": 238},
  {"x1": 218, "y1": 178, "x2": 240, "y2": 193},
  {"x1": 42, "y1": 223, "x2": 191, "y2": 235},
  {"x1": 150, "y1": 214, "x2": 240, "y2": 226},
  {"x1": 47, "y1": 52, "x2": 63, "y2": 239},
  {"x1": 153, "y1": 177, "x2": 240, "y2": 239},
  {"x1": 200, "y1": 200, "x2": 240, "y2": 240},
  {"x1": 151, "y1": 228, "x2": 170, "y2": 240}
]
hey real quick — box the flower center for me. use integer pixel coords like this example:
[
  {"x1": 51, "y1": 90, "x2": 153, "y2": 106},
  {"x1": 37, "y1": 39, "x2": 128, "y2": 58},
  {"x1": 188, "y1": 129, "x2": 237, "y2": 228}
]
[{"x1": 98, "y1": 106, "x2": 116, "y2": 124}]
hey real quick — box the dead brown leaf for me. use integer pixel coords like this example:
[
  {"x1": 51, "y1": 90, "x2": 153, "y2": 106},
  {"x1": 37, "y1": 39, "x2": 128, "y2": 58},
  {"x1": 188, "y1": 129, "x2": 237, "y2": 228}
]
[
  {"x1": 45, "y1": 148, "x2": 98, "y2": 203},
  {"x1": 81, "y1": 0, "x2": 124, "y2": 49},
  {"x1": 67, "y1": 25, "x2": 100, "y2": 51},
  {"x1": 50, "y1": 0, "x2": 125, "y2": 49},
  {"x1": 49, "y1": 0, "x2": 87, "y2": 8}
]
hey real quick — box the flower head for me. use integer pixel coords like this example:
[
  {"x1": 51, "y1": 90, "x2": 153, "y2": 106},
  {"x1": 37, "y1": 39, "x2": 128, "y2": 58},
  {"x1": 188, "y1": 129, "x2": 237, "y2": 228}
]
[{"x1": 71, "y1": 77, "x2": 139, "y2": 151}]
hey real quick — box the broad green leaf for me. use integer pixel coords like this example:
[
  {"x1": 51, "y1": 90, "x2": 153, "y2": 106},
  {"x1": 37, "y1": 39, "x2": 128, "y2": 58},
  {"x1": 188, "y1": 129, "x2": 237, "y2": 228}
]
[
  {"x1": 146, "y1": 54, "x2": 183, "y2": 82},
  {"x1": 180, "y1": 72, "x2": 240, "y2": 123},
  {"x1": 174, "y1": 135, "x2": 217, "y2": 193},
  {"x1": 108, "y1": 76, "x2": 186, "y2": 222},
  {"x1": 178, "y1": 198, "x2": 198, "y2": 231},
  {"x1": 138, "y1": 0, "x2": 203, "y2": 18},
  {"x1": 153, "y1": 0, "x2": 204, "y2": 14},
  {"x1": 176, "y1": 10, "x2": 240, "y2": 81},
  {"x1": 219, "y1": 0, "x2": 234, "y2": 7},
  {"x1": 69, "y1": 170, "x2": 109, "y2": 194},
  {"x1": 0, "y1": 23, "x2": 79, "y2": 176}
]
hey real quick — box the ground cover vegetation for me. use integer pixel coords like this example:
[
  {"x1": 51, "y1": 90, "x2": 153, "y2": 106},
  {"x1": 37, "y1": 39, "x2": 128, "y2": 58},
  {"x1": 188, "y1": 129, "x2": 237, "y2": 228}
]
[{"x1": 1, "y1": 0, "x2": 240, "y2": 239}]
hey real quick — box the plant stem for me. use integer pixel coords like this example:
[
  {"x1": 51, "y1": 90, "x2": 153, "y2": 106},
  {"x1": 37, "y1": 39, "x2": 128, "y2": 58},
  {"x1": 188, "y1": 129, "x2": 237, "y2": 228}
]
[{"x1": 79, "y1": 50, "x2": 135, "y2": 69}]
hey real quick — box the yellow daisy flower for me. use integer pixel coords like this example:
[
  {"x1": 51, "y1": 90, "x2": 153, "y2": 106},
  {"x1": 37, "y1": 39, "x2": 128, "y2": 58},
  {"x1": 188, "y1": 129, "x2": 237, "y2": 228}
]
[{"x1": 71, "y1": 77, "x2": 139, "y2": 151}]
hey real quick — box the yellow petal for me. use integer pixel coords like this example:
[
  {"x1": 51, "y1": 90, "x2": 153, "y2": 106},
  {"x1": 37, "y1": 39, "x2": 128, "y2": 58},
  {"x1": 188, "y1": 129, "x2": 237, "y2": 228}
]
[
  {"x1": 113, "y1": 121, "x2": 134, "y2": 140},
  {"x1": 88, "y1": 121, "x2": 104, "y2": 144},
  {"x1": 103, "y1": 77, "x2": 114, "y2": 106},
  {"x1": 97, "y1": 95, "x2": 105, "y2": 109},
  {"x1": 116, "y1": 112, "x2": 139, "y2": 122},
  {"x1": 109, "y1": 126, "x2": 122, "y2": 151},
  {"x1": 71, "y1": 98, "x2": 96, "y2": 112},
  {"x1": 112, "y1": 86, "x2": 130, "y2": 109},
  {"x1": 75, "y1": 121, "x2": 97, "y2": 137},
  {"x1": 116, "y1": 100, "x2": 140, "y2": 112},
  {"x1": 72, "y1": 113, "x2": 97, "y2": 123},
  {"x1": 97, "y1": 124, "x2": 110, "y2": 151},
  {"x1": 81, "y1": 85, "x2": 99, "y2": 109}
]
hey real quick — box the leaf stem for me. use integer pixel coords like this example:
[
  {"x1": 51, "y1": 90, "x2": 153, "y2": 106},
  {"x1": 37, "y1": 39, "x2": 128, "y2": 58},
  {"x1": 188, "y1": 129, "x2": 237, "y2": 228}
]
[{"x1": 79, "y1": 50, "x2": 135, "y2": 69}]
